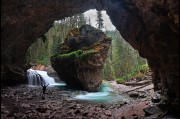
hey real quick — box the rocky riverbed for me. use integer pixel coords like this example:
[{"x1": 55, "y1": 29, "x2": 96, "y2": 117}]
[{"x1": 1, "y1": 81, "x2": 156, "y2": 119}]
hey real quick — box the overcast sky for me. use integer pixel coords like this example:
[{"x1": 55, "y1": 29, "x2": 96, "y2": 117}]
[{"x1": 83, "y1": 9, "x2": 116, "y2": 31}]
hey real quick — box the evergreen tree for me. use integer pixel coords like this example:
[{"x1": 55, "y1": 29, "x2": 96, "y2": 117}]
[
  {"x1": 96, "y1": 11, "x2": 104, "y2": 30},
  {"x1": 25, "y1": 13, "x2": 148, "y2": 82},
  {"x1": 102, "y1": 30, "x2": 147, "y2": 80},
  {"x1": 25, "y1": 13, "x2": 87, "y2": 66}
]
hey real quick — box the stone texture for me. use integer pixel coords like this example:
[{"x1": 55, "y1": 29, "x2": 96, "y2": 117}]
[
  {"x1": 1, "y1": 0, "x2": 179, "y2": 112},
  {"x1": 51, "y1": 25, "x2": 111, "y2": 91},
  {"x1": 32, "y1": 64, "x2": 46, "y2": 71},
  {"x1": 143, "y1": 106, "x2": 162, "y2": 116}
]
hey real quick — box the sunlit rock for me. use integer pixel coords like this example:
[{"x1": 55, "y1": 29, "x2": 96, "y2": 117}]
[{"x1": 32, "y1": 64, "x2": 46, "y2": 71}]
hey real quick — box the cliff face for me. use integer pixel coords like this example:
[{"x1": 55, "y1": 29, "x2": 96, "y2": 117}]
[
  {"x1": 1, "y1": 0, "x2": 179, "y2": 111},
  {"x1": 104, "y1": 0, "x2": 179, "y2": 112},
  {"x1": 107, "y1": 0, "x2": 179, "y2": 112}
]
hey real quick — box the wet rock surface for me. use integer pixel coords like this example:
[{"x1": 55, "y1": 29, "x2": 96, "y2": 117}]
[
  {"x1": 2, "y1": 79, "x2": 178, "y2": 119},
  {"x1": 51, "y1": 25, "x2": 111, "y2": 92},
  {"x1": 1, "y1": 84, "x2": 150, "y2": 119},
  {"x1": 46, "y1": 65, "x2": 61, "y2": 82}
]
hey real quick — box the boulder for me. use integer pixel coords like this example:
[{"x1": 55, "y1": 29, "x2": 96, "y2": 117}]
[
  {"x1": 51, "y1": 25, "x2": 111, "y2": 91},
  {"x1": 143, "y1": 106, "x2": 162, "y2": 116}
]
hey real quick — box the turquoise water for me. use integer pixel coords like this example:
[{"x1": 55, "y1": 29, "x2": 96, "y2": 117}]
[
  {"x1": 49, "y1": 83, "x2": 66, "y2": 87},
  {"x1": 73, "y1": 82, "x2": 131, "y2": 103}
]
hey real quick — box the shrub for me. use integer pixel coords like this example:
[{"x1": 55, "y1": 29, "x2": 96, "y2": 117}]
[
  {"x1": 116, "y1": 64, "x2": 150, "y2": 84},
  {"x1": 116, "y1": 77, "x2": 126, "y2": 84}
]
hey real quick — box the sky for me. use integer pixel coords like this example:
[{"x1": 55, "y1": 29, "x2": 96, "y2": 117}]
[{"x1": 83, "y1": 9, "x2": 116, "y2": 31}]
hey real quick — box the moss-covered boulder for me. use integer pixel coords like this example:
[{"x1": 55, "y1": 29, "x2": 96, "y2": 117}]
[{"x1": 50, "y1": 25, "x2": 111, "y2": 92}]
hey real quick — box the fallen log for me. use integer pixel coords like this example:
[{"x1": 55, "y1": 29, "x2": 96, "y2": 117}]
[
  {"x1": 123, "y1": 83, "x2": 152, "y2": 93},
  {"x1": 124, "y1": 80, "x2": 152, "y2": 86},
  {"x1": 137, "y1": 84, "x2": 154, "y2": 92}
]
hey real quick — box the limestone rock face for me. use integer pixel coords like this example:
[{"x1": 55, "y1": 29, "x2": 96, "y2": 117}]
[{"x1": 51, "y1": 25, "x2": 111, "y2": 91}]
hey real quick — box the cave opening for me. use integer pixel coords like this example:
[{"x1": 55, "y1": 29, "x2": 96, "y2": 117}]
[
  {"x1": 24, "y1": 9, "x2": 153, "y2": 104},
  {"x1": 1, "y1": 0, "x2": 179, "y2": 118},
  {"x1": 25, "y1": 9, "x2": 149, "y2": 89}
]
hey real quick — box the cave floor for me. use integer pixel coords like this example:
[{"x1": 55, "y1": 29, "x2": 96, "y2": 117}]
[{"x1": 1, "y1": 82, "x2": 174, "y2": 119}]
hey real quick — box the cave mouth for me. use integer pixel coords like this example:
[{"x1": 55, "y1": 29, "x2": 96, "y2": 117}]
[
  {"x1": 25, "y1": 9, "x2": 149, "y2": 90},
  {"x1": 1, "y1": 0, "x2": 179, "y2": 116},
  {"x1": 25, "y1": 18, "x2": 152, "y2": 104}
]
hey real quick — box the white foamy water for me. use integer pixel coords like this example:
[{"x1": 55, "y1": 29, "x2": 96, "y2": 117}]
[
  {"x1": 27, "y1": 69, "x2": 65, "y2": 87},
  {"x1": 73, "y1": 82, "x2": 132, "y2": 103},
  {"x1": 75, "y1": 92, "x2": 110, "y2": 100},
  {"x1": 74, "y1": 82, "x2": 116, "y2": 102}
]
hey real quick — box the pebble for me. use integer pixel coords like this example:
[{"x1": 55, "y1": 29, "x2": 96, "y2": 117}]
[
  {"x1": 128, "y1": 92, "x2": 139, "y2": 98},
  {"x1": 1, "y1": 83, "x2": 160, "y2": 119},
  {"x1": 143, "y1": 106, "x2": 162, "y2": 116},
  {"x1": 104, "y1": 110, "x2": 112, "y2": 116}
]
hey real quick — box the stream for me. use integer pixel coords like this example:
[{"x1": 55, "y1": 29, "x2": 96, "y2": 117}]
[
  {"x1": 1, "y1": 69, "x2": 154, "y2": 119},
  {"x1": 27, "y1": 69, "x2": 133, "y2": 104}
]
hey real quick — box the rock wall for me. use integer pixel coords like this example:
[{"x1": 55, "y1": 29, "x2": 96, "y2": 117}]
[
  {"x1": 1, "y1": 0, "x2": 179, "y2": 112},
  {"x1": 1, "y1": 0, "x2": 97, "y2": 83},
  {"x1": 103, "y1": 0, "x2": 179, "y2": 112}
]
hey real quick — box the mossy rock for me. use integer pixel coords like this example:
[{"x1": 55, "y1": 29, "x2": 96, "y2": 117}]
[
  {"x1": 51, "y1": 49, "x2": 98, "y2": 62},
  {"x1": 50, "y1": 25, "x2": 112, "y2": 91},
  {"x1": 58, "y1": 25, "x2": 108, "y2": 53}
]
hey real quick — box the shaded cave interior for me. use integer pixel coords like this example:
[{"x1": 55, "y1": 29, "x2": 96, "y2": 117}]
[{"x1": 1, "y1": 0, "x2": 179, "y2": 113}]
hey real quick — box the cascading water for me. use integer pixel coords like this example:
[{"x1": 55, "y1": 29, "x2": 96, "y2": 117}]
[
  {"x1": 27, "y1": 69, "x2": 44, "y2": 86},
  {"x1": 27, "y1": 69, "x2": 66, "y2": 87}
]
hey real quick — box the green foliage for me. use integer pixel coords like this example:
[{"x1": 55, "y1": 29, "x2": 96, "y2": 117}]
[
  {"x1": 37, "y1": 57, "x2": 50, "y2": 66},
  {"x1": 25, "y1": 11, "x2": 149, "y2": 85},
  {"x1": 25, "y1": 13, "x2": 87, "y2": 67},
  {"x1": 102, "y1": 30, "x2": 148, "y2": 81},
  {"x1": 116, "y1": 77, "x2": 126, "y2": 84},
  {"x1": 116, "y1": 64, "x2": 149, "y2": 84},
  {"x1": 51, "y1": 49, "x2": 96, "y2": 61},
  {"x1": 130, "y1": 64, "x2": 149, "y2": 77}
]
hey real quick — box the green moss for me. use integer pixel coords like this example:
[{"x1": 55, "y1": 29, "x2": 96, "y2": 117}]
[
  {"x1": 116, "y1": 77, "x2": 126, "y2": 84},
  {"x1": 51, "y1": 49, "x2": 97, "y2": 61},
  {"x1": 37, "y1": 57, "x2": 49, "y2": 66}
]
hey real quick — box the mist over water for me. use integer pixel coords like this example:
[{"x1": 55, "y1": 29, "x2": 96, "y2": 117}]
[
  {"x1": 27, "y1": 69, "x2": 66, "y2": 87},
  {"x1": 73, "y1": 82, "x2": 131, "y2": 103}
]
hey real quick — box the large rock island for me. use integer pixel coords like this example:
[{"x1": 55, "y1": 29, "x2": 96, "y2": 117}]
[{"x1": 50, "y1": 25, "x2": 111, "y2": 91}]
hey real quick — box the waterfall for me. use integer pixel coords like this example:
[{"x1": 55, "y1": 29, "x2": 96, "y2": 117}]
[{"x1": 27, "y1": 69, "x2": 56, "y2": 87}]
